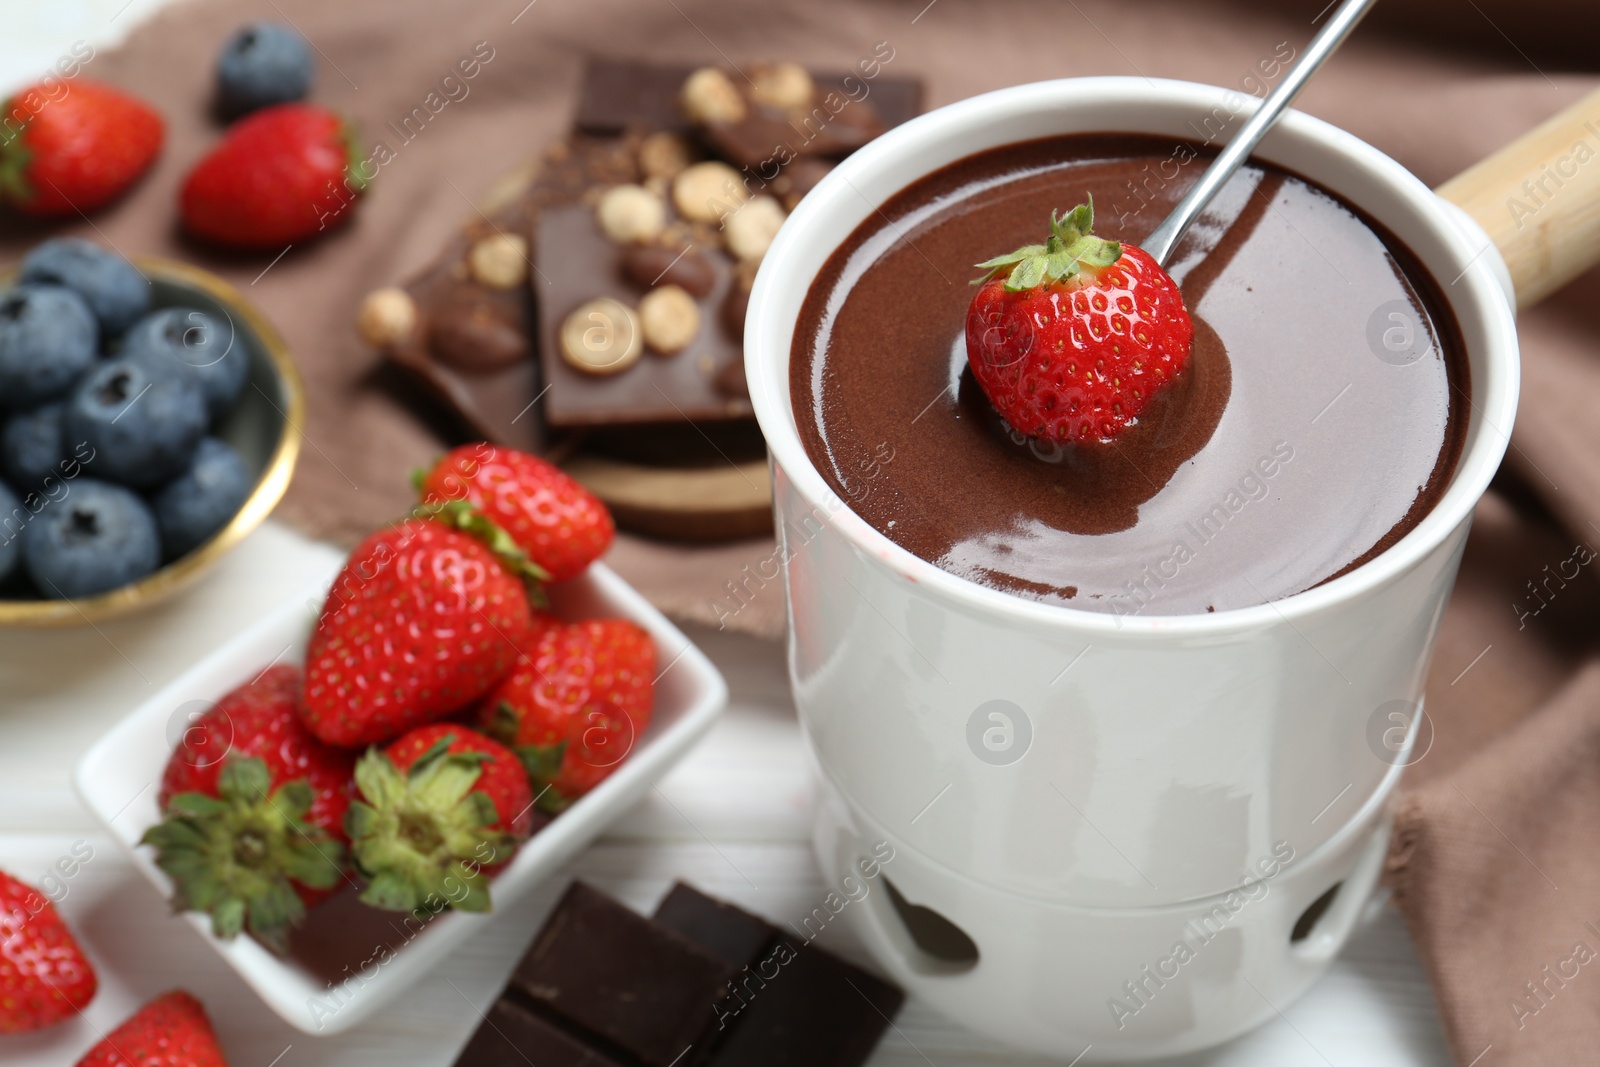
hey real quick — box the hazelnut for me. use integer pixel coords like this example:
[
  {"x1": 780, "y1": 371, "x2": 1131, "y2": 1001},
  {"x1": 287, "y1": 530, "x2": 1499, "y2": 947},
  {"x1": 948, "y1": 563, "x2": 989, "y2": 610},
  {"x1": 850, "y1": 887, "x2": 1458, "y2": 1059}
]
[
  {"x1": 356, "y1": 287, "x2": 417, "y2": 348},
  {"x1": 638, "y1": 132, "x2": 693, "y2": 180},
  {"x1": 638, "y1": 285, "x2": 701, "y2": 356},
  {"x1": 428, "y1": 295, "x2": 527, "y2": 373},
  {"x1": 681, "y1": 67, "x2": 746, "y2": 124},
  {"x1": 672, "y1": 161, "x2": 747, "y2": 224},
  {"x1": 724, "y1": 196, "x2": 786, "y2": 263},
  {"x1": 467, "y1": 233, "x2": 529, "y2": 289},
  {"x1": 559, "y1": 298, "x2": 642, "y2": 375},
  {"x1": 596, "y1": 184, "x2": 666, "y2": 244},
  {"x1": 621, "y1": 244, "x2": 716, "y2": 298},
  {"x1": 750, "y1": 62, "x2": 814, "y2": 110}
]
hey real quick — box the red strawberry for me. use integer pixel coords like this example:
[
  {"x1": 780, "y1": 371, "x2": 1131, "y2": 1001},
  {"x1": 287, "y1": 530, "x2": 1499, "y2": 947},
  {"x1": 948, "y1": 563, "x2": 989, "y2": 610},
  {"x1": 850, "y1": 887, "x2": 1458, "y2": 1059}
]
[
  {"x1": 180, "y1": 103, "x2": 365, "y2": 248},
  {"x1": 0, "y1": 870, "x2": 96, "y2": 1032},
  {"x1": 479, "y1": 618, "x2": 655, "y2": 811},
  {"x1": 76, "y1": 990, "x2": 227, "y2": 1067},
  {"x1": 418, "y1": 444, "x2": 614, "y2": 583},
  {"x1": 141, "y1": 665, "x2": 353, "y2": 954},
  {"x1": 0, "y1": 79, "x2": 163, "y2": 216},
  {"x1": 345, "y1": 724, "x2": 533, "y2": 913},
  {"x1": 966, "y1": 200, "x2": 1193, "y2": 443},
  {"x1": 302, "y1": 519, "x2": 536, "y2": 748}
]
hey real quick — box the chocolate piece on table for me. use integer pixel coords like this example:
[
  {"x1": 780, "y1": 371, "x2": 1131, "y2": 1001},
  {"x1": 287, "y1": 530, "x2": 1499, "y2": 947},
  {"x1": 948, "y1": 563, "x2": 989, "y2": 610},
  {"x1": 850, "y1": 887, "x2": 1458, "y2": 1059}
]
[
  {"x1": 378, "y1": 134, "x2": 641, "y2": 451},
  {"x1": 451, "y1": 997, "x2": 624, "y2": 1067},
  {"x1": 704, "y1": 936, "x2": 906, "y2": 1067},
  {"x1": 576, "y1": 58, "x2": 923, "y2": 142},
  {"x1": 510, "y1": 881, "x2": 737, "y2": 1067},
  {"x1": 536, "y1": 202, "x2": 753, "y2": 427},
  {"x1": 653, "y1": 882, "x2": 777, "y2": 968}
]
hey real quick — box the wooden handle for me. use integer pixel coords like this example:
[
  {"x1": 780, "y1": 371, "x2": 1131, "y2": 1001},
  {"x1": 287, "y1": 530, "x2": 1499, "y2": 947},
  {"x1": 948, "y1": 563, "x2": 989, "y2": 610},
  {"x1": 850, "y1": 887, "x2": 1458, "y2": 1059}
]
[{"x1": 1436, "y1": 88, "x2": 1600, "y2": 309}]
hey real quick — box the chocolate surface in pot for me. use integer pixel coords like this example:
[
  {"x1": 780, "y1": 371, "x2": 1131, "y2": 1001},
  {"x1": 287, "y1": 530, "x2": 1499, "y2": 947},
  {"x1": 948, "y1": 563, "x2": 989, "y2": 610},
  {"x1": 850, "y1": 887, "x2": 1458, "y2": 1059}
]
[{"x1": 792, "y1": 134, "x2": 1469, "y2": 615}]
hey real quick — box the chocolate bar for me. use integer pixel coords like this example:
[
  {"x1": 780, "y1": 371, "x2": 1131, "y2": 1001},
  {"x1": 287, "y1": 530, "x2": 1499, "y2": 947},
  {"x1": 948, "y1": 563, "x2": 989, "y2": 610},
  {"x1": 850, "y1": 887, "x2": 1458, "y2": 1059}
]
[
  {"x1": 370, "y1": 57, "x2": 923, "y2": 450},
  {"x1": 509, "y1": 882, "x2": 736, "y2": 1066},
  {"x1": 451, "y1": 881, "x2": 904, "y2": 1067},
  {"x1": 452, "y1": 998, "x2": 625, "y2": 1067},
  {"x1": 653, "y1": 881, "x2": 777, "y2": 968},
  {"x1": 535, "y1": 199, "x2": 753, "y2": 428}
]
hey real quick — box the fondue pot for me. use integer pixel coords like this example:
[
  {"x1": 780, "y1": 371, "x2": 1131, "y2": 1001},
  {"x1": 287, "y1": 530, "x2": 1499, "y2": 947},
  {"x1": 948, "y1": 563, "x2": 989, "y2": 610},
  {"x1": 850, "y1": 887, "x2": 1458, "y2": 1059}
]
[{"x1": 745, "y1": 78, "x2": 1600, "y2": 1058}]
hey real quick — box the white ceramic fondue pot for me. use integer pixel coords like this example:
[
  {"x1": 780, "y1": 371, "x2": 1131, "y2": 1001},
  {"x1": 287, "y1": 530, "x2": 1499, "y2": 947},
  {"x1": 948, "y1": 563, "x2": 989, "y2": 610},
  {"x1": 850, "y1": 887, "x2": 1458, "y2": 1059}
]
[{"x1": 746, "y1": 77, "x2": 1599, "y2": 1058}]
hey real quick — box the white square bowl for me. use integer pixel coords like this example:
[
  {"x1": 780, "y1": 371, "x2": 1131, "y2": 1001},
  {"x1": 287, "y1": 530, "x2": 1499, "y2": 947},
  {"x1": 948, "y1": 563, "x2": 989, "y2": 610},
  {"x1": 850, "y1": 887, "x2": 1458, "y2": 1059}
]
[{"x1": 73, "y1": 563, "x2": 727, "y2": 1035}]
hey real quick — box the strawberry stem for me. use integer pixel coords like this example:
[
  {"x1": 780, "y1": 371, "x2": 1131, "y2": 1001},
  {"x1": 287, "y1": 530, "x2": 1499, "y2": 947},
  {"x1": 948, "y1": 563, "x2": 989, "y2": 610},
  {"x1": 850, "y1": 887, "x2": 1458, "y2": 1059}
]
[
  {"x1": 972, "y1": 197, "x2": 1122, "y2": 292},
  {"x1": 344, "y1": 740, "x2": 517, "y2": 914},
  {"x1": 140, "y1": 756, "x2": 347, "y2": 955}
]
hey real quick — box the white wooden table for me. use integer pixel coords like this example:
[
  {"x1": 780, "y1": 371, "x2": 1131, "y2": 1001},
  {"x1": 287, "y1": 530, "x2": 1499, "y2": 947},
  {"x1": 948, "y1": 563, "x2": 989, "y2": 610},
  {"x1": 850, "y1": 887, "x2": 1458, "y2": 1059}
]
[
  {"x1": 0, "y1": 522, "x2": 1451, "y2": 1066},
  {"x1": 0, "y1": 7, "x2": 1452, "y2": 1062}
]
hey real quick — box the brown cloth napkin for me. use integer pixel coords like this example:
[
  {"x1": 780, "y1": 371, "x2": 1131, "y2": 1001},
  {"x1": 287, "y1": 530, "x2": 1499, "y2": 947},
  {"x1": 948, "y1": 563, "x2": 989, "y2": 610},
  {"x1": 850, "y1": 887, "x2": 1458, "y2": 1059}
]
[{"x1": 4, "y1": 0, "x2": 1600, "y2": 1061}]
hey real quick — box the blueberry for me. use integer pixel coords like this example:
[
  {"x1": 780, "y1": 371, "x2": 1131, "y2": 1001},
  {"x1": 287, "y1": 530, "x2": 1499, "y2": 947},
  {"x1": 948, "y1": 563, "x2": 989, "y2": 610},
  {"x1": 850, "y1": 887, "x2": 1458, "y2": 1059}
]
[
  {"x1": 21, "y1": 478, "x2": 159, "y2": 598},
  {"x1": 216, "y1": 22, "x2": 313, "y2": 118},
  {"x1": 19, "y1": 239, "x2": 151, "y2": 336},
  {"x1": 66, "y1": 359, "x2": 207, "y2": 489},
  {"x1": 120, "y1": 307, "x2": 247, "y2": 419},
  {"x1": 0, "y1": 285, "x2": 97, "y2": 409},
  {"x1": 0, "y1": 479, "x2": 22, "y2": 584},
  {"x1": 2, "y1": 402, "x2": 65, "y2": 489},
  {"x1": 153, "y1": 437, "x2": 252, "y2": 558}
]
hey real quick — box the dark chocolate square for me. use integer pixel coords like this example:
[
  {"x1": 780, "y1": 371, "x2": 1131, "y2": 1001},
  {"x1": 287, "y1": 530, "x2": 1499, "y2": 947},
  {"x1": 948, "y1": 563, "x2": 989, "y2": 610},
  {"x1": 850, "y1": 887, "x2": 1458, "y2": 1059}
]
[
  {"x1": 452, "y1": 997, "x2": 623, "y2": 1067},
  {"x1": 510, "y1": 882, "x2": 738, "y2": 1067},
  {"x1": 534, "y1": 202, "x2": 753, "y2": 428},
  {"x1": 653, "y1": 883, "x2": 777, "y2": 969},
  {"x1": 705, "y1": 937, "x2": 906, "y2": 1067},
  {"x1": 576, "y1": 59, "x2": 697, "y2": 134}
]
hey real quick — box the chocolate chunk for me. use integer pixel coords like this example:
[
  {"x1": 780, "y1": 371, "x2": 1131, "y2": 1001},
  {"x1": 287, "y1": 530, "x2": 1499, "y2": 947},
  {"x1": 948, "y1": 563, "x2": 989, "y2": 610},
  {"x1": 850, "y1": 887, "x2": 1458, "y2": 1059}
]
[
  {"x1": 771, "y1": 158, "x2": 835, "y2": 212},
  {"x1": 576, "y1": 58, "x2": 698, "y2": 134},
  {"x1": 576, "y1": 58, "x2": 923, "y2": 144},
  {"x1": 536, "y1": 202, "x2": 752, "y2": 427},
  {"x1": 427, "y1": 290, "x2": 529, "y2": 373},
  {"x1": 704, "y1": 938, "x2": 905, "y2": 1067},
  {"x1": 510, "y1": 882, "x2": 737, "y2": 1067},
  {"x1": 714, "y1": 359, "x2": 749, "y2": 400},
  {"x1": 622, "y1": 244, "x2": 716, "y2": 298},
  {"x1": 653, "y1": 883, "x2": 776, "y2": 968},
  {"x1": 723, "y1": 278, "x2": 752, "y2": 343},
  {"x1": 451, "y1": 998, "x2": 624, "y2": 1067}
]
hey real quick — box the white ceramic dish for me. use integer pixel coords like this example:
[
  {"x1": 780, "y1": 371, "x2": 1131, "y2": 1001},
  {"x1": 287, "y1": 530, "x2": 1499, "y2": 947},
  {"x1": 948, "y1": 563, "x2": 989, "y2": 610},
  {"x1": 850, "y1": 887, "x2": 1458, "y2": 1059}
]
[
  {"x1": 746, "y1": 77, "x2": 1518, "y2": 1058},
  {"x1": 73, "y1": 563, "x2": 727, "y2": 1035}
]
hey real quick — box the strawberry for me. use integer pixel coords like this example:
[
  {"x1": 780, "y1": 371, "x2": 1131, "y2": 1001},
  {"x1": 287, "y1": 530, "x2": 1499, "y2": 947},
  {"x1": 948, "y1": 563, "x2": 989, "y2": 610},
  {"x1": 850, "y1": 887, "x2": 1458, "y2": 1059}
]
[
  {"x1": 345, "y1": 724, "x2": 533, "y2": 913},
  {"x1": 141, "y1": 665, "x2": 353, "y2": 954},
  {"x1": 418, "y1": 444, "x2": 614, "y2": 583},
  {"x1": 301, "y1": 519, "x2": 537, "y2": 748},
  {"x1": 0, "y1": 80, "x2": 163, "y2": 216},
  {"x1": 966, "y1": 200, "x2": 1193, "y2": 443},
  {"x1": 76, "y1": 990, "x2": 228, "y2": 1067},
  {"x1": 0, "y1": 870, "x2": 96, "y2": 1032},
  {"x1": 180, "y1": 103, "x2": 365, "y2": 249},
  {"x1": 479, "y1": 618, "x2": 655, "y2": 812}
]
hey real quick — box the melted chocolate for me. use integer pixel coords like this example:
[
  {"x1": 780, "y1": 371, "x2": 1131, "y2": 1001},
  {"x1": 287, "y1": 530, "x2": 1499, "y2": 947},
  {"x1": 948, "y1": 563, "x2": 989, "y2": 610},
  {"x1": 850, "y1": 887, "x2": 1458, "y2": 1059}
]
[{"x1": 792, "y1": 135, "x2": 1469, "y2": 615}]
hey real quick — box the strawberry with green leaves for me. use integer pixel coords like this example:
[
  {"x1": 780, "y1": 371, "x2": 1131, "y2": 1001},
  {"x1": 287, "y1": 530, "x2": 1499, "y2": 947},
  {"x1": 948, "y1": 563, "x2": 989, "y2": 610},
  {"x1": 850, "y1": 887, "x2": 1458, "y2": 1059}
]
[
  {"x1": 0, "y1": 870, "x2": 97, "y2": 1032},
  {"x1": 345, "y1": 724, "x2": 533, "y2": 913},
  {"x1": 301, "y1": 518, "x2": 539, "y2": 748},
  {"x1": 180, "y1": 103, "x2": 366, "y2": 248},
  {"x1": 418, "y1": 444, "x2": 614, "y2": 583},
  {"x1": 75, "y1": 990, "x2": 228, "y2": 1067},
  {"x1": 480, "y1": 618, "x2": 656, "y2": 812},
  {"x1": 0, "y1": 79, "x2": 163, "y2": 216},
  {"x1": 141, "y1": 665, "x2": 353, "y2": 954},
  {"x1": 966, "y1": 199, "x2": 1193, "y2": 444}
]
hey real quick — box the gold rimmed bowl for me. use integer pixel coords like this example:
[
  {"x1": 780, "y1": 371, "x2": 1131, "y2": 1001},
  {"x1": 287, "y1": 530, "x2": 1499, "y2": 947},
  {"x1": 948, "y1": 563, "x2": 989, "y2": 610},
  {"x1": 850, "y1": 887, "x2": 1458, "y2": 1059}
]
[{"x1": 0, "y1": 257, "x2": 303, "y2": 627}]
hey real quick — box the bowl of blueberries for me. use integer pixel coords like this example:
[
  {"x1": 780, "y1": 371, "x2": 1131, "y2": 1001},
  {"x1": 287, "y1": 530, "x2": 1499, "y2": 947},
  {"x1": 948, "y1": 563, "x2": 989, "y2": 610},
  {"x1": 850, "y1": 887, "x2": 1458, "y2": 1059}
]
[{"x1": 0, "y1": 238, "x2": 302, "y2": 626}]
